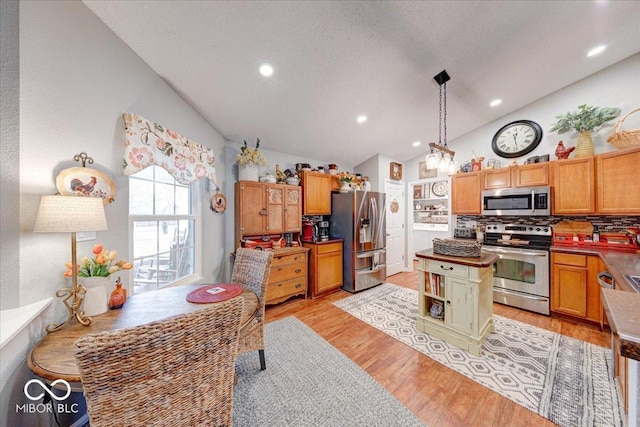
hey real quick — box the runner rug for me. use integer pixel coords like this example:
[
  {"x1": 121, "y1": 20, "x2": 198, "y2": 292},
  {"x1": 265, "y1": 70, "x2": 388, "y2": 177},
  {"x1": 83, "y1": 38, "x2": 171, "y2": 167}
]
[
  {"x1": 233, "y1": 316, "x2": 425, "y2": 426},
  {"x1": 333, "y1": 283, "x2": 625, "y2": 427}
]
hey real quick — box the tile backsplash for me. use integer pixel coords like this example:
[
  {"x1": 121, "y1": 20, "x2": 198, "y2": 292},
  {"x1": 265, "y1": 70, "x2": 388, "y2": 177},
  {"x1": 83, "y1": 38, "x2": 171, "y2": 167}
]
[{"x1": 456, "y1": 215, "x2": 640, "y2": 232}]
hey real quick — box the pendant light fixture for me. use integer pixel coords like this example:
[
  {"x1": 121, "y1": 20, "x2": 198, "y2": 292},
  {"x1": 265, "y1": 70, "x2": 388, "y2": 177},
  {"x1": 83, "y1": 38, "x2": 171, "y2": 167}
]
[{"x1": 425, "y1": 70, "x2": 458, "y2": 174}]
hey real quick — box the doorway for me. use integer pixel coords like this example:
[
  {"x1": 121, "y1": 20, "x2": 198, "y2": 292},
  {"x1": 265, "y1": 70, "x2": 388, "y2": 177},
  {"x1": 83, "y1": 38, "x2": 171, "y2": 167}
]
[{"x1": 384, "y1": 181, "x2": 405, "y2": 276}]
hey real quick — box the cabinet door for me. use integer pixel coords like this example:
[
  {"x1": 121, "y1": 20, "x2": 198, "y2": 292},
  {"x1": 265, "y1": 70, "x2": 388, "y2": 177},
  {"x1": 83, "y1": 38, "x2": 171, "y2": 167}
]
[
  {"x1": 483, "y1": 168, "x2": 511, "y2": 190},
  {"x1": 445, "y1": 277, "x2": 472, "y2": 334},
  {"x1": 302, "y1": 172, "x2": 332, "y2": 215},
  {"x1": 513, "y1": 163, "x2": 550, "y2": 187},
  {"x1": 284, "y1": 186, "x2": 302, "y2": 232},
  {"x1": 238, "y1": 182, "x2": 267, "y2": 236},
  {"x1": 317, "y1": 250, "x2": 343, "y2": 295},
  {"x1": 267, "y1": 186, "x2": 284, "y2": 233},
  {"x1": 553, "y1": 157, "x2": 595, "y2": 214},
  {"x1": 551, "y1": 264, "x2": 587, "y2": 317},
  {"x1": 451, "y1": 172, "x2": 481, "y2": 214},
  {"x1": 596, "y1": 147, "x2": 640, "y2": 214}
]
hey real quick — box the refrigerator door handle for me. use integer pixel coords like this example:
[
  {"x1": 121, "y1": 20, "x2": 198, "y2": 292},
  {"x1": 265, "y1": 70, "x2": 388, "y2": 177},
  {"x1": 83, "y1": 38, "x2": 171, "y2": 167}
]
[{"x1": 356, "y1": 263, "x2": 386, "y2": 274}]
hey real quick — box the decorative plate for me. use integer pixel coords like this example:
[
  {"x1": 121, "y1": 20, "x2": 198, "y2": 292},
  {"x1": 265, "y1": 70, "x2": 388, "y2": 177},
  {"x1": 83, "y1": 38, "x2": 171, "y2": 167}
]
[
  {"x1": 432, "y1": 180, "x2": 448, "y2": 197},
  {"x1": 56, "y1": 167, "x2": 116, "y2": 204},
  {"x1": 210, "y1": 191, "x2": 227, "y2": 213}
]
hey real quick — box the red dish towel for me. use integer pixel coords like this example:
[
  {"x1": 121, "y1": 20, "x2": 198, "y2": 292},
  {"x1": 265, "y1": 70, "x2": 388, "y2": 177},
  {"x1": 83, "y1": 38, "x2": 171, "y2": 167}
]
[{"x1": 186, "y1": 284, "x2": 243, "y2": 304}]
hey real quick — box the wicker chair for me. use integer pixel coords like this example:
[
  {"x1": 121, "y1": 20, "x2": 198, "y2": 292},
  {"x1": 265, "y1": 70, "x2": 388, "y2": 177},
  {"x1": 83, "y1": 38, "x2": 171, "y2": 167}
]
[
  {"x1": 74, "y1": 296, "x2": 244, "y2": 427},
  {"x1": 231, "y1": 248, "x2": 274, "y2": 370}
]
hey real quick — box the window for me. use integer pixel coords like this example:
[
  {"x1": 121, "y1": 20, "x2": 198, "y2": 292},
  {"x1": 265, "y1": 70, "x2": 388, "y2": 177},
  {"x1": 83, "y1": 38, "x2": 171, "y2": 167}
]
[{"x1": 129, "y1": 166, "x2": 201, "y2": 294}]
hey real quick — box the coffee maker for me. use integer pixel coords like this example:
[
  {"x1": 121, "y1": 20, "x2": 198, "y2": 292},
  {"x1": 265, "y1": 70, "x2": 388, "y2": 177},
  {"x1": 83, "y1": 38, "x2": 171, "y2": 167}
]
[{"x1": 318, "y1": 221, "x2": 330, "y2": 241}]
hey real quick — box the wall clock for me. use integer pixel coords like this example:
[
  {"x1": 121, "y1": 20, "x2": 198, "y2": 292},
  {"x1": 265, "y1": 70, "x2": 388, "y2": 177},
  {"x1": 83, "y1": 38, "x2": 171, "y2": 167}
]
[{"x1": 491, "y1": 120, "x2": 543, "y2": 158}]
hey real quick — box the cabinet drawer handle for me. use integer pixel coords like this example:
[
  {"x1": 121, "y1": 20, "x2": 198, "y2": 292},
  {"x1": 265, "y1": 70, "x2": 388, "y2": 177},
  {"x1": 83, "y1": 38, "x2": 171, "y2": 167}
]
[
  {"x1": 259, "y1": 209, "x2": 268, "y2": 215},
  {"x1": 440, "y1": 265, "x2": 454, "y2": 271},
  {"x1": 295, "y1": 283, "x2": 302, "y2": 288},
  {"x1": 295, "y1": 269, "x2": 302, "y2": 273}
]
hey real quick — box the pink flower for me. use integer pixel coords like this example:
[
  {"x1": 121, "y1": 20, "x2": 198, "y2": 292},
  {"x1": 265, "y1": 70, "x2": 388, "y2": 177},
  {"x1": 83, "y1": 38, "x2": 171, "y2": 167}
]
[
  {"x1": 194, "y1": 164, "x2": 208, "y2": 178},
  {"x1": 129, "y1": 147, "x2": 154, "y2": 168},
  {"x1": 174, "y1": 154, "x2": 187, "y2": 171},
  {"x1": 166, "y1": 129, "x2": 178, "y2": 139},
  {"x1": 156, "y1": 138, "x2": 166, "y2": 149}
]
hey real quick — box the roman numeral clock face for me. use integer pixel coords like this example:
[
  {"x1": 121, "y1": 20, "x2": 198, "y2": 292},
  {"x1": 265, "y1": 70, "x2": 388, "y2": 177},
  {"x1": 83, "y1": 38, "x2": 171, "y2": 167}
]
[{"x1": 491, "y1": 120, "x2": 543, "y2": 158}]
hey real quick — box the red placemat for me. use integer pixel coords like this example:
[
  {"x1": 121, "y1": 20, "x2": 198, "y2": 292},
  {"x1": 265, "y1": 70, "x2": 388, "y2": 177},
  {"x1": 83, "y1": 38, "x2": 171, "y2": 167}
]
[{"x1": 186, "y1": 284, "x2": 243, "y2": 304}]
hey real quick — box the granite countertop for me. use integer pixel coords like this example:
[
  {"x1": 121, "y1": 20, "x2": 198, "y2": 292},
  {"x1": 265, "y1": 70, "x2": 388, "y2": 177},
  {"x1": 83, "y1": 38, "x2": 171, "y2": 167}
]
[
  {"x1": 415, "y1": 249, "x2": 498, "y2": 268},
  {"x1": 301, "y1": 238, "x2": 344, "y2": 245},
  {"x1": 551, "y1": 245, "x2": 640, "y2": 293},
  {"x1": 601, "y1": 288, "x2": 640, "y2": 362}
]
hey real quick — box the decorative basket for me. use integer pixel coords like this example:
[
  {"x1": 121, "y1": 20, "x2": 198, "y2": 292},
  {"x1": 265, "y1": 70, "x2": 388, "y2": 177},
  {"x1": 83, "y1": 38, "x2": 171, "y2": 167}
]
[
  {"x1": 607, "y1": 108, "x2": 640, "y2": 149},
  {"x1": 433, "y1": 238, "x2": 482, "y2": 258}
]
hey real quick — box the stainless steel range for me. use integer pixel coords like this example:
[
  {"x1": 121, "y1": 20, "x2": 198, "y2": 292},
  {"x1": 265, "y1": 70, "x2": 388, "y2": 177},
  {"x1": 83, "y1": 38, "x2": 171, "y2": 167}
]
[{"x1": 483, "y1": 223, "x2": 552, "y2": 315}]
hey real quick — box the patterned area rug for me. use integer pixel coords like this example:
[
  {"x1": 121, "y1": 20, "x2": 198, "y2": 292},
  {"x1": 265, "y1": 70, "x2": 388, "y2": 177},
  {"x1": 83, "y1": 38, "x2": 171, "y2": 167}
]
[
  {"x1": 334, "y1": 283, "x2": 625, "y2": 427},
  {"x1": 233, "y1": 316, "x2": 425, "y2": 426}
]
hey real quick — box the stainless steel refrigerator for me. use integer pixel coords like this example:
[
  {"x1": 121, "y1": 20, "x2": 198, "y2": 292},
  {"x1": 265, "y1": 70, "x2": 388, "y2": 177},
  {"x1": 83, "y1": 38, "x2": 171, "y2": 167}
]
[{"x1": 330, "y1": 191, "x2": 386, "y2": 293}]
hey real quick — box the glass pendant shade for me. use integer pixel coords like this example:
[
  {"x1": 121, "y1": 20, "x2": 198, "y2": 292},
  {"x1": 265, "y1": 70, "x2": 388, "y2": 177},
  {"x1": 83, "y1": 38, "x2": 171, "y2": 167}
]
[
  {"x1": 425, "y1": 152, "x2": 439, "y2": 170},
  {"x1": 438, "y1": 153, "x2": 451, "y2": 173},
  {"x1": 447, "y1": 159, "x2": 459, "y2": 175}
]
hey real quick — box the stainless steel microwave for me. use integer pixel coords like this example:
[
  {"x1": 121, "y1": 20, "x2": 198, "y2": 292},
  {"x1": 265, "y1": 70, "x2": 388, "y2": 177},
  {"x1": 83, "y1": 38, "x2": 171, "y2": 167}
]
[{"x1": 482, "y1": 186, "x2": 551, "y2": 216}]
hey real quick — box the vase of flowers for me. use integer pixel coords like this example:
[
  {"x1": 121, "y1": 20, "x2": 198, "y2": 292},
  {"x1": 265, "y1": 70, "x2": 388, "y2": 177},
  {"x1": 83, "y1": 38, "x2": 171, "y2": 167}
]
[
  {"x1": 337, "y1": 171, "x2": 355, "y2": 193},
  {"x1": 65, "y1": 244, "x2": 132, "y2": 316},
  {"x1": 549, "y1": 104, "x2": 620, "y2": 157},
  {"x1": 237, "y1": 138, "x2": 267, "y2": 181}
]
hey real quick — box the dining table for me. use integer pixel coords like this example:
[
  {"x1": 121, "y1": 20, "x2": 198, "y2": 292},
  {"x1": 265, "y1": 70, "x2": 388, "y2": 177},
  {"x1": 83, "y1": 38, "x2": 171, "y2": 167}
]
[{"x1": 28, "y1": 283, "x2": 258, "y2": 391}]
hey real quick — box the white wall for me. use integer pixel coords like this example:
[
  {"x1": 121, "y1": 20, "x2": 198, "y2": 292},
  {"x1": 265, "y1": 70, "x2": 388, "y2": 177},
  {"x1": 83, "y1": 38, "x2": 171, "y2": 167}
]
[
  {"x1": 2, "y1": 2, "x2": 227, "y2": 425},
  {"x1": 405, "y1": 53, "x2": 640, "y2": 175}
]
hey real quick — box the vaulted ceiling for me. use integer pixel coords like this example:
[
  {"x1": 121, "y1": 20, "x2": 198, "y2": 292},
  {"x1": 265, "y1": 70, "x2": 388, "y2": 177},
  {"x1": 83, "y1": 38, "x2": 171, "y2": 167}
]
[{"x1": 83, "y1": 1, "x2": 640, "y2": 166}]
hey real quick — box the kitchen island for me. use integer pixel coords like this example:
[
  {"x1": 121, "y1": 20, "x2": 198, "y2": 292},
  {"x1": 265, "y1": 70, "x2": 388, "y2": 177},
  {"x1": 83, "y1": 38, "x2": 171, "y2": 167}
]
[{"x1": 415, "y1": 249, "x2": 498, "y2": 356}]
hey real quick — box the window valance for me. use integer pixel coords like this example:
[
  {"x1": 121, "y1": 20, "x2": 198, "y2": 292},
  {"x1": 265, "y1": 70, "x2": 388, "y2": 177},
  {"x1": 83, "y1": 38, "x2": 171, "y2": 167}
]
[{"x1": 123, "y1": 113, "x2": 216, "y2": 185}]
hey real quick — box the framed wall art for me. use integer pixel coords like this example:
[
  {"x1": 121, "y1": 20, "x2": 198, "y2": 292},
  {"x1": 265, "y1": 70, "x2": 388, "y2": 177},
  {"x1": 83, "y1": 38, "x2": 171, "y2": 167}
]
[
  {"x1": 56, "y1": 167, "x2": 116, "y2": 204},
  {"x1": 418, "y1": 161, "x2": 437, "y2": 179},
  {"x1": 413, "y1": 184, "x2": 423, "y2": 200},
  {"x1": 390, "y1": 162, "x2": 403, "y2": 180}
]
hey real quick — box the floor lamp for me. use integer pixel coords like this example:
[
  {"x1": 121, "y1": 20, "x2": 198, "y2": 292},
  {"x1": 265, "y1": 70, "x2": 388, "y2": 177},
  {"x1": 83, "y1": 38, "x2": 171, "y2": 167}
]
[{"x1": 34, "y1": 195, "x2": 107, "y2": 332}]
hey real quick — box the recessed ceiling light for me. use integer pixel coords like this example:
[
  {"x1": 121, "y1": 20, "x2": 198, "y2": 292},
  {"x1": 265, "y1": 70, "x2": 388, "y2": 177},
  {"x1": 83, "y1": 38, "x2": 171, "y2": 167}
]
[
  {"x1": 357, "y1": 115, "x2": 367, "y2": 124},
  {"x1": 412, "y1": 141, "x2": 421, "y2": 147},
  {"x1": 490, "y1": 99, "x2": 502, "y2": 107},
  {"x1": 259, "y1": 63, "x2": 274, "y2": 77},
  {"x1": 587, "y1": 45, "x2": 607, "y2": 57}
]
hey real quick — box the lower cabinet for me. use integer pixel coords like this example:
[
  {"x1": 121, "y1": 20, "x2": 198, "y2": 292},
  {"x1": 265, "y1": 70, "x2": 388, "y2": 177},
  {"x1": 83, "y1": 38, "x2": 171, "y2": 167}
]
[
  {"x1": 265, "y1": 247, "x2": 309, "y2": 306},
  {"x1": 303, "y1": 240, "x2": 343, "y2": 299},
  {"x1": 416, "y1": 258, "x2": 494, "y2": 356},
  {"x1": 551, "y1": 251, "x2": 602, "y2": 324}
]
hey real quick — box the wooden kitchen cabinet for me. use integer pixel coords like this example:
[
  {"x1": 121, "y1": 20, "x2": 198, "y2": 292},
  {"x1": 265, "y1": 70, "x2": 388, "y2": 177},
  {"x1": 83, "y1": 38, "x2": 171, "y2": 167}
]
[
  {"x1": 552, "y1": 157, "x2": 596, "y2": 215},
  {"x1": 301, "y1": 171, "x2": 333, "y2": 215},
  {"x1": 451, "y1": 172, "x2": 481, "y2": 214},
  {"x1": 302, "y1": 240, "x2": 343, "y2": 299},
  {"x1": 235, "y1": 181, "x2": 302, "y2": 248},
  {"x1": 596, "y1": 146, "x2": 640, "y2": 215},
  {"x1": 513, "y1": 162, "x2": 550, "y2": 187},
  {"x1": 482, "y1": 168, "x2": 512, "y2": 189},
  {"x1": 265, "y1": 247, "x2": 309, "y2": 305},
  {"x1": 551, "y1": 252, "x2": 602, "y2": 324}
]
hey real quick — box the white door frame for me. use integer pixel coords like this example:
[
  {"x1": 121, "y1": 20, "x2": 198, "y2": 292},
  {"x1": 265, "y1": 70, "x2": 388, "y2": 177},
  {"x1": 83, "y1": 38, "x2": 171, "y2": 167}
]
[{"x1": 384, "y1": 180, "x2": 406, "y2": 275}]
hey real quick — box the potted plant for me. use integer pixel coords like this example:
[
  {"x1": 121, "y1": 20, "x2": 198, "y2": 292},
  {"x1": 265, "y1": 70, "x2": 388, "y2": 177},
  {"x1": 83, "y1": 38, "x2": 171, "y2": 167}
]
[
  {"x1": 336, "y1": 171, "x2": 355, "y2": 193},
  {"x1": 237, "y1": 138, "x2": 267, "y2": 181},
  {"x1": 549, "y1": 104, "x2": 620, "y2": 157}
]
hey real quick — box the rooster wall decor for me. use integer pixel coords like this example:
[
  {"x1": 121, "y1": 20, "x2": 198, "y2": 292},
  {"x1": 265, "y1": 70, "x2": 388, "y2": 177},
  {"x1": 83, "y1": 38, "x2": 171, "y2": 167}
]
[{"x1": 56, "y1": 166, "x2": 116, "y2": 204}]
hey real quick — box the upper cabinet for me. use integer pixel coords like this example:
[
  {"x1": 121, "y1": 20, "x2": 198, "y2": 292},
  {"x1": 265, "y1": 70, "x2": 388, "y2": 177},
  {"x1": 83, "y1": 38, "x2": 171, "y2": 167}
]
[
  {"x1": 552, "y1": 147, "x2": 639, "y2": 216},
  {"x1": 482, "y1": 163, "x2": 550, "y2": 190},
  {"x1": 553, "y1": 157, "x2": 596, "y2": 215},
  {"x1": 235, "y1": 181, "x2": 302, "y2": 248},
  {"x1": 301, "y1": 171, "x2": 332, "y2": 215},
  {"x1": 451, "y1": 172, "x2": 481, "y2": 214},
  {"x1": 596, "y1": 147, "x2": 640, "y2": 215}
]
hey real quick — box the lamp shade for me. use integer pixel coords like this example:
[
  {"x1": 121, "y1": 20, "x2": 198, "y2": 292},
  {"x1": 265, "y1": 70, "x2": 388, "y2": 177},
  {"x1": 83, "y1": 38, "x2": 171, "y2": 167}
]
[{"x1": 34, "y1": 195, "x2": 107, "y2": 233}]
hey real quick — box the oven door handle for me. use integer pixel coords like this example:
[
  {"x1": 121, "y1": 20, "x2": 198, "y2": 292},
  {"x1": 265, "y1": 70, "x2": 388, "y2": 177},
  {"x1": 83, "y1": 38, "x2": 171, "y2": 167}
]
[
  {"x1": 493, "y1": 288, "x2": 549, "y2": 301},
  {"x1": 482, "y1": 246, "x2": 547, "y2": 257}
]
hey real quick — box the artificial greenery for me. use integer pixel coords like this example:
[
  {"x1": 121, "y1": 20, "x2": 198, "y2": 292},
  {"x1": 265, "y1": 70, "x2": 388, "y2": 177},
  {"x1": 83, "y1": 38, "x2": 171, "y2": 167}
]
[{"x1": 549, "y1": 104, "x2": 620, "y2": 134}]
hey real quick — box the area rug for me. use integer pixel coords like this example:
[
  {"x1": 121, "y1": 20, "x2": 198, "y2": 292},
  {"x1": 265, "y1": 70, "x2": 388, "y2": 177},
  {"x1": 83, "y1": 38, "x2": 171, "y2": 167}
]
[
  {"x1": 232, "y1": 316, "x2": 425, "y2": 427},
  {"x1": 333, "y1": 283, "x2": 626, "y2": 427}
]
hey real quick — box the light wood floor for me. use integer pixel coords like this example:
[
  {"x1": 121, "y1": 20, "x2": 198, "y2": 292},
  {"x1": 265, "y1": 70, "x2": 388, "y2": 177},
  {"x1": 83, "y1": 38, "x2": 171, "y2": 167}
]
[{"x1": 265, "y1": 263, "x2": 610, "y2": 427}]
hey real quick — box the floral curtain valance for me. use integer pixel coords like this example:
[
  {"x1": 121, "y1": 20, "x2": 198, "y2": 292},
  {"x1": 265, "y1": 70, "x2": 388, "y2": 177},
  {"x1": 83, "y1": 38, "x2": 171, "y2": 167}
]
[{"x1": 123, "y1": 113, "x2": 216, "y2": 185}]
